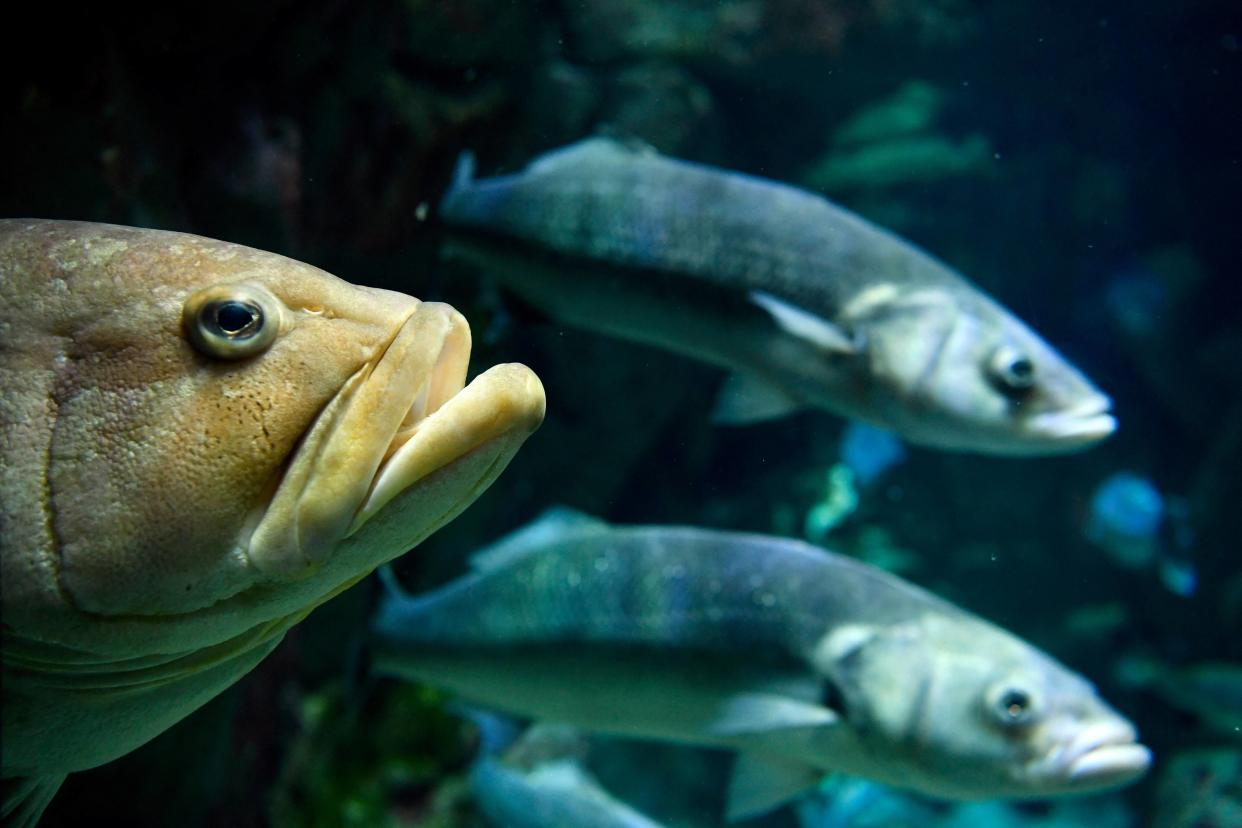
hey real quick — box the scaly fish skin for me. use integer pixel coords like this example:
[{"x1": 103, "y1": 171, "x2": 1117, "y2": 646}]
[
  {"x1": 372, "y1": 512, "x2": 1150, "y2": 820},
  {"x1": 440, "y1": 138, "x2": 1114, "y2": 455},
  {"x1": 0, "y1": 220, "x2": 545, "y2": 823}
]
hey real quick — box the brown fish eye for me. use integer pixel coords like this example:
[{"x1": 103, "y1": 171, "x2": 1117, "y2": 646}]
[
  {"x1": 183, "y1": 285, "x2": 279, "y2": 360},
  {"x1": 988, "y1": 347, "x2": 1037, "y2": 396},
  {"x1": 215, "y1": 301, "x2": 260, "y2": 335}
]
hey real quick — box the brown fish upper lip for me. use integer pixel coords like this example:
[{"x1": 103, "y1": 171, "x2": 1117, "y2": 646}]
[
  {"x1": 377, "y1": 302, "x2": 473, "y2": 465},
  {"x1": 349, "y1": 305, "x2": 544, "y2": 532},
  {"x1": 247, "y1": 301, "x2": 543, "y2": 579}
]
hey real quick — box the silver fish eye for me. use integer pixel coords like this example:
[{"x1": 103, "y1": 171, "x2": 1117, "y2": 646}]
[
  {"x1": 183, "y1": 284, "x2": 280, "y2": 360},
  {"x1": 988, "y1": 346, "x2": 1037, "y2": 396},
  {"x1": 986, "y1": 682, "x2": 1039, "y2": 728}
]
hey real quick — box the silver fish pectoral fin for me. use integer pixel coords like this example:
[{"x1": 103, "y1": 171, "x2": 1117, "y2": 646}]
[
  {"x1": 706, "y1": 692, "x2": 840, "y2": 738},
  {"x1": 1, "y1": 775, "x2": 65, "y2": 828},
  {"x1": 726, "y1": 753, "x2": 822, "y2": 823},
  {"x1": 749, "y1": 291, "x2": 859, "y2": 355}
]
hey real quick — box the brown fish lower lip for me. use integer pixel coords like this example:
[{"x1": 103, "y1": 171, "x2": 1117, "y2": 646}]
[{"x1": 352, "y1": 362, "x2": 544, "y2": 532}]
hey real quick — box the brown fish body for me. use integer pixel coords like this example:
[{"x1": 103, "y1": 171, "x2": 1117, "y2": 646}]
[{"x1": 0, "y1": 220, "x2": 545, "y2": 823}]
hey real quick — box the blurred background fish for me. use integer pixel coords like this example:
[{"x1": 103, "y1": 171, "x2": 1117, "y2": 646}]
[
  {"x1": 466, "y1": 717, "x2": 667, "y2": 828},
  {"x1": 1084, "y1": 471, "x2": 1197, "y2": 597},
  {"x1": 1117, "y1": 656, "x2": 1242, "y2": 742}
]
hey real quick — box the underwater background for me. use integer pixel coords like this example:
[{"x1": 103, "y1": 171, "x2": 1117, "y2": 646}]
[{"x1": 3, "y1": 1, "x2": 1239, "y2": 826}]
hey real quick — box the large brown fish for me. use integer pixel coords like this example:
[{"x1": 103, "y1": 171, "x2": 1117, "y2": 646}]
[{"x1": 0, "y1": 220, "x2": 545, "y2": 826}]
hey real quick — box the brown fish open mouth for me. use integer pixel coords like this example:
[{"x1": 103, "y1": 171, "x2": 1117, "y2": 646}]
[
  {"x1": 247, "y1": 300, "x2": 544, "y2": 579},
  {"x1": 350, "y1": 304, "x2": 544, "y2": 531}
]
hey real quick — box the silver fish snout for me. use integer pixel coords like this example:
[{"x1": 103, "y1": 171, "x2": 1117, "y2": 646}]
[
  {"x1": 1039, "y1": 719, "x2": 1151, "y2": 790},
  {"x1": 1025, "y1": 394, "x2": 1117, "y2": 446},
  {"x1": 1063, "y1": 721, "x2": 1151, "y2": 784}
]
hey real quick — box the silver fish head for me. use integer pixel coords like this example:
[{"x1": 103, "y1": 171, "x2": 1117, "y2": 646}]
[
  {"x1": 812, "y1": 614, "x2": 1150, "y2": 799},
  {"x1": 850, "y1": 288, "x2": 1114, "y2": 455}
]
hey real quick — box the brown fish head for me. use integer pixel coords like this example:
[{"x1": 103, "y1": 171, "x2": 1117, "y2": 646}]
[{"x1": 0, "y1": 220, "x2": 543, "y2": 656}]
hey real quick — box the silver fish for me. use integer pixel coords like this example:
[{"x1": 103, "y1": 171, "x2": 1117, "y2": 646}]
[
  {"x1": 474, "y1": 759, "x2": 666, "y2": 828},
  {"x1": 0, "y1": 220, "x2": 545, "y2": 826},
  {"x1": 468, "y1": 719, "x2": 666, "y2": 828},
  {"x1": 371, "y1": 510, "x2": 1150, "y2": 821},
  {"x1": 440, "y1": 138, "x2": 1114, "y2": 455}
]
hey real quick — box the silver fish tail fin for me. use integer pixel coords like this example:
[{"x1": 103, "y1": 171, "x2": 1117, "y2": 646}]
[{"x1": 2, "y1": 775, "x2": 65, "y2": 828}]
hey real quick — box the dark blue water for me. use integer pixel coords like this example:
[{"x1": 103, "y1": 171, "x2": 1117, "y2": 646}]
[{"x1": 4, "y1": 1, "x2": 1238, "y2": 826}]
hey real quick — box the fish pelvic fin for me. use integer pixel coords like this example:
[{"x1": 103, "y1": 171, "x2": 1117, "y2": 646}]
[
  {"x1": 712, "y1": 373, "x2": 802, "y2": 425},
  {"x1": 727, "y1": 754, "x2": 822, "y2": 822},
  {"x1": 1, "y1": 775, "x2": 65, "y2": 828}
]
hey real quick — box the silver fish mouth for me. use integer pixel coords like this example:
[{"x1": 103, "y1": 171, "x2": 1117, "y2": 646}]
[
  {"x1": 1025, "y1": 395, "x2": 1116, "y2": 447},
  {"x1": 1047, "y1": 720, "x2": 1151, "y2": 789}
]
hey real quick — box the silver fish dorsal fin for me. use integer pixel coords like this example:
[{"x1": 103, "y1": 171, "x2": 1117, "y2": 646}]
[
  {"x1": 726, "y1": 753, "x2": 822, "y2": 822},
  {"x1": 526, "y1": 137, "x2": 639, "y2": 176},
  {"x1": 470, "y1": 507, "x2": 609, "y2": 572}
]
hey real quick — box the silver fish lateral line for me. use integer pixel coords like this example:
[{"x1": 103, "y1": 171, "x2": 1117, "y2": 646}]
[
  {"x1": 372, "y1": 511, "x2": 1151, "y2": 822},
  {"x1": 439, "y1": 138, "x2": 1115, "y2": 455}
]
